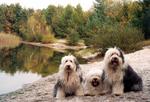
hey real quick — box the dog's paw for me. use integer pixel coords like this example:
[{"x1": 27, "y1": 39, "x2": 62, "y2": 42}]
[
  {"x1": 84, "y1": 93, "x2": 95, "y2": 96},
  {"x1": 113, "y1": 92, "x2": 123, "y2": 96}
]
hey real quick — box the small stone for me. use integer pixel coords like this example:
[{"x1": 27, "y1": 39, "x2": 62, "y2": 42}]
[{"x1": 11, "y1": 96, "x2": 16, "y2": 99}]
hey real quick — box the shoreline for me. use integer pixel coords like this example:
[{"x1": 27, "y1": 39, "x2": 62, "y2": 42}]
[
  {"x1": 0, "y1": 48, "x2": 150, "y2": 102},
  {"x1": 21, "y1": 40, "x2": 87, "y2": 53}
]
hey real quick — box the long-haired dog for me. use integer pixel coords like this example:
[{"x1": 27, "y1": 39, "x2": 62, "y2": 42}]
[
  {"x1": 103, "y1": 47, "x2": 143, "y2": 95},
  {"x1": 83, "y1": 69, "x2": 110, "y2": 96},
  {"x1": 53, "y1": 55, "x2": 84, "y2": 98}
]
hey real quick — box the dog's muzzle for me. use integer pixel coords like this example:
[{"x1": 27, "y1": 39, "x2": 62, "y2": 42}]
[
  {"x1": 65, "y1": 65, "x2": 72, "y2": 73},
  {"x1": 91, "y1": 78, "x2": 100, "y2": 87},
  {"x1": 111, "y1": 57, "x2": 119, "y2": 66}
]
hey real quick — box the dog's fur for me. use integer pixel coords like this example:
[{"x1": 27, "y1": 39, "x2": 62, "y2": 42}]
[
  {"x1": 123, "y1": 65, "x2": 143, "y2": 92},
  {"x1": 53, "y1": 55, "x2": 84, "y2": 98},
  {"x1": 103, "y1": 47, "x2": 143, "y2": 95},
  {"x1": 83, "y1": 69, "x2": 110, "y2": 96}
]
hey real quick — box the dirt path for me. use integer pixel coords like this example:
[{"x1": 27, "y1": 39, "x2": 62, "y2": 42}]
[{"x1": 0, "y1": 48, "x2": 150, "y2": 102}]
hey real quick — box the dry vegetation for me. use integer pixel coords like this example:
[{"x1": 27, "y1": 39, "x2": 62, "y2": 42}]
[{"x1": 0, "y1": 33, "x2": 21, "y2": 49}]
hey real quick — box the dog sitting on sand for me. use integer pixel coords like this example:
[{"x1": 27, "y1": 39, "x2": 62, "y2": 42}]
[
  {"x1": 103, "y1": 47, "x2": 143, "y2": 95},
  {"x1": 53, "y1": 55, "x2": 84, "y2": 98},
  {"x1": 83, "y1": 69, "x2": 110, "y2": 96}
]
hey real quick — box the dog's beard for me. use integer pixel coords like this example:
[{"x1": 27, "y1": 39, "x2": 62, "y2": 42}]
[
  {"x1": 64, "y1": 65, "x2": 73, "y2": 81},
  {"x1": 67, "y1": 72, "x2": 70, "y2": 81},
  {"x1": 109, "y1": 57, "x2": 121, "y2": 70},
  {"x1": 65, "y1": 70, "x2": 72, "y2": 82},
  {"x1": 110, "y1": 60, "x2": 119, "y2": 68}
]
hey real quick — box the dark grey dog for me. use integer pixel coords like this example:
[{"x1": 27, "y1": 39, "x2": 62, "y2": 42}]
[{"x1": 103, "y1": 47, "x2": 143, "y2": 95}]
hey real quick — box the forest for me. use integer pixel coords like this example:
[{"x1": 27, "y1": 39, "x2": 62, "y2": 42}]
[{"x1": 0, "y1": 0, "x2": 149, "y2": 51}]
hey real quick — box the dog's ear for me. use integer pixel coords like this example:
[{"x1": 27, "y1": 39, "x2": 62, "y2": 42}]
[
  {"x1": 116, "y1": 47, "x2": 125, "y2": 63},
  {"x1": 101, "y1": 70, "x2": 105, "y2": 82},
  {"x1": 74, "y1": 57, "x2": 80, "y2": 71},
  {"x1": 101, "y1": 48, "x2": 109, "y2": 56},
  {"x1": 61, "y1": 56, "x2": 65, "y2": 64},
  {"x1": 59, "y1": 57, "x2": 65, "y2": 71}
]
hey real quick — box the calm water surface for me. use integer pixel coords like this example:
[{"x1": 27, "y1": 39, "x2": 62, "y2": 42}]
[{"x1": 0, "y1": 44, "x2": 86, "y2": 95}]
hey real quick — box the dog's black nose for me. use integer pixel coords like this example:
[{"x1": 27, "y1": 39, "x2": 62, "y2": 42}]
[
  {"x1": 66, "y1": 65, "x2": 71, "y2": 70},
  {"x1": 91, "y1": 78, "x2": 99, "y2": 87},
  {"x1": 112, "y1": 57, "x2": 118, "y2": 61},
  {"x1": 93, "y1": 78, "x2": 98, "y2": 81}
]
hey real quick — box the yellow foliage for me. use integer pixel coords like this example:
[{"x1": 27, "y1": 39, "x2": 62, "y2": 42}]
[
  {"x1": 26, "y1": 11, "x2": 55, "y2": 42},
  {"x1": 0, "y1": 32, "x2": 21, "y2": 49}
]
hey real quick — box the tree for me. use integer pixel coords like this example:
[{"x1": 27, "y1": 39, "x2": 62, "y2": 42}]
[
  {"x1": 44, "y1": 5, "x2": 57, "y2": 25},
  {"x1": 74, "y1": 4, "x2": 87, "y2": 38},
  {"x1": 44, "y1": 5, "x2": 64, "y2": 37},
  {"x1": 0, "y1": 4, "x2": 6, "y2": 32},
  {"x1": 84, "y1": 0, "x2": 144, "y2": 51},
  {"x1": 51, "y1": 5, "x2": 76, "y2": 38},
  {"x1": 142, "y1": 0, "x2": 150, "y2": 39},
  {"x1": 26, "y1": 10, "x2": 54, "y2": 42},
  {"x1": 13, "y1": 4, "x2": 28, "y2": 37},
  {"x1": 67, "y1": 28, "x2": 80, "y2": 45}
]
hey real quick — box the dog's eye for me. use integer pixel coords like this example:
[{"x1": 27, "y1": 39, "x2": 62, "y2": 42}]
[
  {"x1": 111, "y1": 53, "x2": 119, "y2": 56},
  {"x1": 111, "y1": 53, "x2": 114, "y2": 56},
  {"x1": 65, "y1": 60, "x2": 68, "y2": 63},
  {"x1": 70, "y1": 60, "x2": 72, "y2": 63}
]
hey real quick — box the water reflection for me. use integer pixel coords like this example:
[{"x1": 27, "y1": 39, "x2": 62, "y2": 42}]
[
  {"x1": 0, "y1": 44, "x2": 87, "y2": 94},
  {"x1": 0, "y1": 44, "x2": 67, "y2": 77},
  {"x1": 0, "y1": 45, "x2": 87, "y2": 77}
]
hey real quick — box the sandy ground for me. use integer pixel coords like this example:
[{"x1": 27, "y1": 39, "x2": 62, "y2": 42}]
[{"x1": 0, "y1": 48, "x2": 150, "y2": 102}]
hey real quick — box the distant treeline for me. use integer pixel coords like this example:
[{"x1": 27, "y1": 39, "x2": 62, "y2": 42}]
[{"x1": 0, "y1": 0, "x2": 149, "y2": 50}]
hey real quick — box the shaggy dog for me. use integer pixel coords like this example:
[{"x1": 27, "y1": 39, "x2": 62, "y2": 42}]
[
  {"x1": 103, "y1": 47, "x2": 143, "y2": 95},
  {"x1": 53, "y1": 55, "x2": 84, "y2": 98},
  {"x1": 83, "y1": 69, "x2": 110, "y2": 96}
]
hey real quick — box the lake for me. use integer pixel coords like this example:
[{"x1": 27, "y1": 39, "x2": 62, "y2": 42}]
[{"x1": 0, "y1": 44, "x2": 86, "y2": 95}]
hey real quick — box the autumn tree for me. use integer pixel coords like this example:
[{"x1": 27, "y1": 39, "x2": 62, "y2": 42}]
[{"x1": 26, "y1": 10, "x2": 54, "y2": 42}]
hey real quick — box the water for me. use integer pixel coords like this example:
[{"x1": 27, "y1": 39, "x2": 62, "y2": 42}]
[
  {"x1": 0, "y1": 44, "x2": 86, "y2": 95},
  {"x1": 0, "y1": 71, "x2": 41, "y2": 95}
]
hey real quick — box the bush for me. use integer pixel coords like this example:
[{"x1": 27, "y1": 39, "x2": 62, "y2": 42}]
[
  {"x1": 136, "y1": 40, "x2": 150, "y2": 49},
  {"x1": 84, "y1": 24, "x2": 144, "y2": 52},
  {"x1": 41, "y1": 34, "x2": 55, "y2": 43},
  {"x1": 67, "y1": 29, "x2": 80, "y2": 45}
]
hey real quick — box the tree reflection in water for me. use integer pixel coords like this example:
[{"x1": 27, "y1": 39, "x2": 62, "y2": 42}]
[
  {"x1": 0, "y1": 44, "x2": 86, "y2": 77},
  {"x1": 0, "y1": 45, "x2": 65, "y2": 77}
]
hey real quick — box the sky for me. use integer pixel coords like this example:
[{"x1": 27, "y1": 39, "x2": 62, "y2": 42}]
[{"x1": 0, "y1": 0, "x2": 95, "y2": 11}]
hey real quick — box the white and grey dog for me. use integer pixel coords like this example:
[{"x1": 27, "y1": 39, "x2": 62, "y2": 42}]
[
  {"x1": 83, "y1": 69, "x2": 110, "y2": 96},
  {"x1": 103, "y1": 47, "x2": 143, "y2": 95},
  {"x1": 53, "y1": 55, "x2": 84, "y2": 98}
]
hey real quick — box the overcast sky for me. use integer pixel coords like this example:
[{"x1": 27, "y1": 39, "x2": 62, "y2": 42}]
[{"x1": 0, "y1": 0, "x2": 95, "y2": 11}]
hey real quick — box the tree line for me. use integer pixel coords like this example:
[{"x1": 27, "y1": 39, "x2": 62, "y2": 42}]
[{"x1": 0, "y1": 0, "x2": 149, "y2": 50}]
